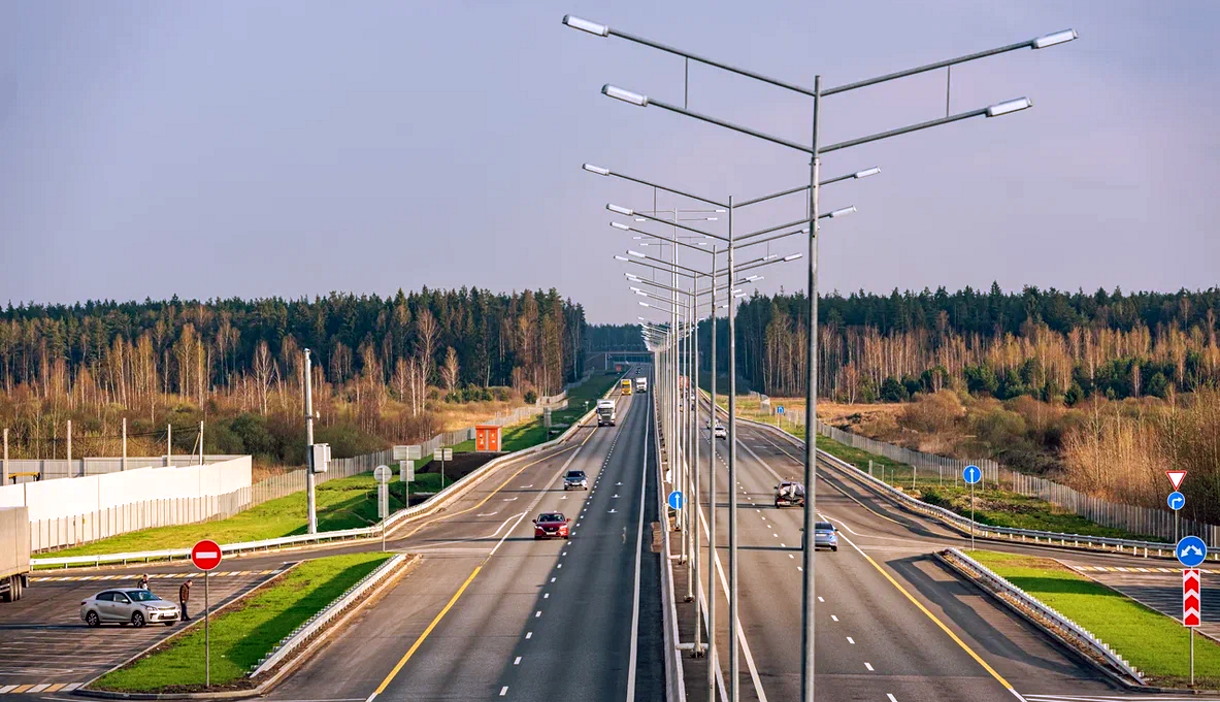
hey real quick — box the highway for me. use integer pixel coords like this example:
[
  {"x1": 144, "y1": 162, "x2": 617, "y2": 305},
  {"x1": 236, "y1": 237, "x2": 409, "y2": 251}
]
[
  {"x1": 687, "y1": 405, "x2": 1216, "y2": 702},
  {"x1": 268, "y1": 380, "x2": 662, "y2": 702}
]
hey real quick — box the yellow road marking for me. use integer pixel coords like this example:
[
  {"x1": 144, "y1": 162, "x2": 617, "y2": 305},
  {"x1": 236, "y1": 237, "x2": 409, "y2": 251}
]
[
  {"x1": 11, "y1": 685, "x2": 33, "y2": 694},
  {"x1": 850, "y1": 539, "x2": 1018, "y2": 693},
  {"x1": 369, "y1": 564, "x2": 482, "y2": 699},
  {"x1": 43, "y1": 684, "x2": 66, "y2": 693}
]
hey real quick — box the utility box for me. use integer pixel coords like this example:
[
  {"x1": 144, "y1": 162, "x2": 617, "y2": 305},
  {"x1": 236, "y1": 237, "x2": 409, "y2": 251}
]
[
  {"x1": 310, "y1": 443, "x2": 331, "y2": 473},
  {"x1": 475, "y1": 425, "x2": 501, "y2": 452}
]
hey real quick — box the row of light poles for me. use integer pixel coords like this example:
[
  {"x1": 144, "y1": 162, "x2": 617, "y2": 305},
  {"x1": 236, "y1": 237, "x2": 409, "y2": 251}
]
[{"x1": 566, "y1": 13, "x2": 1077, "y2": 702}]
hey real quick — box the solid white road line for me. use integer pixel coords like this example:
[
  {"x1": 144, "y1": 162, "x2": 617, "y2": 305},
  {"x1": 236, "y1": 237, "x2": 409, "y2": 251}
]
[{"x1": 625, "y1": 402, "x2": 648, "y2": 702}]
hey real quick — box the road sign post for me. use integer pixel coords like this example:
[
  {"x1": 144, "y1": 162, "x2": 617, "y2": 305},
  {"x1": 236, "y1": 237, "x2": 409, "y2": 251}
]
[
  {"x1": 438, "y1": 447, "x2": 453, "y2": 490},
  {"x1": 963, "y1": 465, "x2": 982, "y2": 551},
  {"x1": 1184, "y1": 567, "x2": 1202, "y2": 685},
  {"x1": 400, "y1": 460, "x2": 415, "y2": 506},
  {"x1": 190, "y1": 540, "x2": 222, "y2": 687},
  {"x1": 667, "y1": 490, "x2": 684, "y2": 511},
  {"x1": 374, "y1": 465, "x2": 391, "y2": 551}
]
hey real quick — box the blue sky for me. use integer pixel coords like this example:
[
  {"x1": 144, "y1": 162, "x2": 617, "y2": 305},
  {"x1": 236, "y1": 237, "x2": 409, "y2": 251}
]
[{"x1": 2, "y1": 1, "x2": 1216, "y2": 322}]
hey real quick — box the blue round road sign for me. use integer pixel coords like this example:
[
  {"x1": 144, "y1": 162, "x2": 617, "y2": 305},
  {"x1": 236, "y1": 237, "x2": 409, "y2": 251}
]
[
  {"x1": 776, "y1": 406, "x2": 785, "y2": 415},
  {"x1": 962, "y1": 464, "x2": 982, "y2": 485},
  {"x1": 1176, "y1": 535, "x2": 1208, "y2": 568},
  {"x1": 1167, "y1": 491, "x2": 1186, "y2": 511},
  {"x1": 667, "y1": 490, "x2": 684, "y2": 510}
]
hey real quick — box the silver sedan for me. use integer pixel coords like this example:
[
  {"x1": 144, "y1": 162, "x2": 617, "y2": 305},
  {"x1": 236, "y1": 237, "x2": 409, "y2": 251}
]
[{"x1": 80, "y1": 588, "x2": 181, "y2": 628}]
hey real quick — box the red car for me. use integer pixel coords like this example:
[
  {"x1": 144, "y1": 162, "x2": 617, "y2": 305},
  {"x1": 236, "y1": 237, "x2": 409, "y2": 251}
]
[{"x1": 533, "y1": 512, "x2": 570, "y2": 540}]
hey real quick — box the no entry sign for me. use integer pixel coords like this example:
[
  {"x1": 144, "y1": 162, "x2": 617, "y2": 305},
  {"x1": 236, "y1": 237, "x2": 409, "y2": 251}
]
[
  {"x1": 191, "y1": 539, "x2": 223, "y2": 571},
  {"x1": 1184, "y1": 568, "x2": 1202, "y2": 627}
]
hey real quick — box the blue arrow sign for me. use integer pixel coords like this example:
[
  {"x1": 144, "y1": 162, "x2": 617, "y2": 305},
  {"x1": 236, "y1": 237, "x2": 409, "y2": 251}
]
[
  {"x1": 1176, "y1": 535, "x2": 1208, "y2": 568},
  {"x1": 667, "y1": 490, "x2": 684, "y2": 510},
  {"x1": 1168, "y1": 491, "x2": 1186, "y2": 511},
  {"x1": 962, "y1": 464, "x2": 982, "y2": 485},
  {"x1": 776, "y1": 406, "x2": 785, "y2": 415}
]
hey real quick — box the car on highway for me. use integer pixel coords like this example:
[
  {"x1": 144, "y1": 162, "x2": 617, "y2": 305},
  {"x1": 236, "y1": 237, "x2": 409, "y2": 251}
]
[
  {"x1": 563, "y1": 469, "x2": 589, "y2": 490},
  {"x1": 533, "y1": 512, "x2": 571, "y2": 540},
  {"x1": 713, "y1": 423, "x2": 727, "y2": 440},
  {"x1": 81, "y1": 588, "x2": 181, "y2": 627},
  {"x1": 774, "y1": 481, "x2": 806, "y2": 508},
  {"x1": 812, "y1": 521, "x2": 838, "y2": 552}
]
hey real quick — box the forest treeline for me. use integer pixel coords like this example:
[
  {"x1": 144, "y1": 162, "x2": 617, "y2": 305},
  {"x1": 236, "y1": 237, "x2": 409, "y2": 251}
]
[
  {"x1": 0, "y1": 288, "x2": 586, "y2": 461},
  {"x1": 723, "y1": 285, "x2": 1220, "y2": 402}
]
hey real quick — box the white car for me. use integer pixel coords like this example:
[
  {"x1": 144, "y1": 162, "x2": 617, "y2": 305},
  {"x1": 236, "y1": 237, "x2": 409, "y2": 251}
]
[
  {"x1": 81, "y1": 588, "x2": 180, "y2": 628},
  {"x1": 713, "y1": 423, "x2": 727, "y2": 440}
]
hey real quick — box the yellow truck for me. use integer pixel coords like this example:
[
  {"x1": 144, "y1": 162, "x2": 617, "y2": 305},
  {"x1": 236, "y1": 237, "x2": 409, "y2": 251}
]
[{"x1": 620, "y1": 378, "x2": 633, "y2": 395}]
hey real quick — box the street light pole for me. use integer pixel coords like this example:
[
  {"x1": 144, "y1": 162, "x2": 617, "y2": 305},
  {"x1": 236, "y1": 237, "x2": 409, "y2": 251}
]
[
  {"x1": 706, "y1": 243, "x2": 718, "y2": 702},
  {"x1": 801, "y1": 76, "x2": 821, "y2": 702},
  {"x1": 726, "y1": 194, "x2": 739, "y2": 702}
]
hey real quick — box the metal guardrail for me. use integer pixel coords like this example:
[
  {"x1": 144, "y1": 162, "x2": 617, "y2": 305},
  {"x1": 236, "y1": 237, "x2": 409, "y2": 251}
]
[
  {"x1": 251, "y1": 554, "x2": 408, "y2": 676},
  {"x1": 653, "y1": 390, "x2": 687, "y2": 702},
  {"x1": 737, "y1": 414, "x2": 1220, "y2": 559},
  {"x1": 32, "y1": 378, "x2": 619, "y2": 569},
  {"x1": 940, "y1": 548, "x2": 1144, "y2": 684}
]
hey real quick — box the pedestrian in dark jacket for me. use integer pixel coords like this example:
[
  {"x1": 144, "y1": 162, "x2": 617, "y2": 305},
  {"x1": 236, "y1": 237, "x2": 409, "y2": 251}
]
[
  {"x1": 179, "y1": 580, "x2": 192, "y2": 621},
  {"x1": 136, "y1": 573, "x2": 150, "y2": 590}
]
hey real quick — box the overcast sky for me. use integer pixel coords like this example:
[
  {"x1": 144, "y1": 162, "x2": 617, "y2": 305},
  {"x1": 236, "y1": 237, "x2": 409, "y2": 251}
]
[{"x1": 2, "y1": 1, "x2": 1217, "y2": 323}]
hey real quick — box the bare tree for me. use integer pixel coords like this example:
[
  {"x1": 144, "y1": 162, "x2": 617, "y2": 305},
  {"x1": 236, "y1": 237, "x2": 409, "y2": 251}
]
[
  {"x1": 416, "y1": 308, "x2": 439, "y2": 386},
  {"x1": 441, "y1": 346, "x2": 460, "y2": 392},
  {"x1": 252, "y1": 341, "x2": 276, "y2": 415}
]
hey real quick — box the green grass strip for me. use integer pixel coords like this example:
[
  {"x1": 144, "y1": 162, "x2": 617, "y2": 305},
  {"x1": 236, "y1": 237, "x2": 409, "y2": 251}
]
[
  {"x1": 94, "y1": 553, "x2": 391, "y2": 691},
  {"x1": 968, "y1": 549, "x2": 1220, "y2": 687}
]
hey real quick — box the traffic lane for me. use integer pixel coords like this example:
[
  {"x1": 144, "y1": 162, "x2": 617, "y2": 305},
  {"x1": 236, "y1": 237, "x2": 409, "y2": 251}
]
[
  {"x1": 496, "y1": 391, "x2": 652, "y2": 701},
  {"x1": 270, "y1": 418, "x2": 622, "y2": 701},
  {"x1": 372, "y1": 391, "x2": 642, "y2": 700},
  {"x1": 733, "y1": 427, "x2": 1119, "y2": 697},
  {"x1": 0, "y1": 570, "x2": 279, "y2": 688},
  {"x1": 726, "y1": 439, "x2": 1019, "y2": 702}
]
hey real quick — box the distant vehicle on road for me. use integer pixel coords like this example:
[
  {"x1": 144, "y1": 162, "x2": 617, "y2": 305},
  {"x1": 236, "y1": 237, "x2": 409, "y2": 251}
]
[
  {"x1": 812, "y1": 521, "x2": 838, "y2": 552},
  {"x1": 81, "y1": 588, "x2": 181, "y2": 627},
  {"x1": 533, "y1": 512, "x2": 571, "y2": 540},
  {"x1": 713, "y1": 423, "x2": 727, "y2": 440},
  {"x1": 620, "y1": 378, "x2": 633, "y2": 395},
  {"x1": 564, "y1": 470, "x2": 589, "y2": 490},
  {"x1": 774, "y1": 481, "x2": 806, "y2": 508},
  {"x1": 635, "y1": 377, "x2": 648, "y2": 393},
  {"x1": 596, "y1": 399, "x2": 617, "y2": 427},
  {"x1": 0, "y1": 507, "x2": 31, "y2": 603}
]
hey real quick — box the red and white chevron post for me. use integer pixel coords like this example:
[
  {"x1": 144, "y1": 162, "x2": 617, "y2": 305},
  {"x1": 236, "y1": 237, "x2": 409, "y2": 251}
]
[{"x1": 1183, "y1": 568, "x2": 1201, "y2": 627}]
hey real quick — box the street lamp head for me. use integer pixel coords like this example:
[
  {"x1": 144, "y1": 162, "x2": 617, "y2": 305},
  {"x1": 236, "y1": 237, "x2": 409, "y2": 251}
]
[
  {"x1": 602, "y1": 84, "x2": 649, "y2": 107},
  {"x1": 762, "y1": 253, "x2": 779, "y2": 261},
  {"x1": 783, "y1": 253, "x2": 803, "y2": 262},
  {"x1": 627, "y1": 250, "x2": 647, "y2": 258},
  {"x1": 638, "y1": 301, "x2": 651, "y2": 307},
  {"x1": 562, "y1": 15, "x2": 609, "y2": 37},
  {"x1": 986, "y1": 97, "x2": 1033, "y2": 117},
  {"x1": 1032, "y1": 29, "x2": 1078, "y2": 49},
  {"x1": 853, "y1": 167, "x2": 882, "y2": 179},
  {"x1": 607, "y1": 203, "x2": 635, "y2": 216},
  {"x1": 614, "y1": 255, "x2": 630, "y2": 262},
  {"x1": 582, "y1": 163, "x2": 611, "y2": 176},
  {"x1": 828, "y1": 206, "x2": 857, "y2": 218},
  {"x1": 611, "y1": 221, "x2": 632, "y2": 231},
  {"x1": 626, "y1": 273, "x2": 641, "y2": 281}
]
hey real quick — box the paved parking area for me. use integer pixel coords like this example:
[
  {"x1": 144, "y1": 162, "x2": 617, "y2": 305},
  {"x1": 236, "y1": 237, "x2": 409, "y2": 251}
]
[
  {"x1": 0, "y1": 570, "x2": 283, "y2": 689},
  {"x1": 1069, "y1": 563, "x2": 1220, "y2": 641}
]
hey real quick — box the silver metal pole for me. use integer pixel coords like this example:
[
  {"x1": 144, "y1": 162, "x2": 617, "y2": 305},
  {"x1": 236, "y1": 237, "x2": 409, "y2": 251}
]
[
  {"x1": 691, "y1": 290, "x2": 701, "y2": 638},
  {"x1": 801, "y1": 76, "x2": 822, "y2": 702},
  {"x1": 204, "y1": 571, "x2": 211, "y2": 687},
  {"x1": 304, "y1": 348, "x2": 318, "y2": 534},
  {"x1": 706, "y1": 245, "x2": 718, "y2": 702},
  {"x1": 727, "y1": 195, "x2": 739, "y2": 702}
]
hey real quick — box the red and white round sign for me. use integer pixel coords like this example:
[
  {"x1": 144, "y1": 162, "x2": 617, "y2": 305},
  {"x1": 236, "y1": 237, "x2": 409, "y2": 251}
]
[{"x1": 190, "y1": 539, "x2": 222, "y2": 571}]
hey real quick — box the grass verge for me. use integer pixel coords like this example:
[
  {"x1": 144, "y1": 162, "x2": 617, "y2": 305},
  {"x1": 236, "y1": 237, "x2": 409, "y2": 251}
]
[
  {"x1": 93, "y1": 553, "x2": 392, "y2": 692},
  {"x1": 47, "y1": 471, "x2": 412, "y2": 558},
  {"x1": 968, "y1": 549, "x2": 1220, "y2": 688}
]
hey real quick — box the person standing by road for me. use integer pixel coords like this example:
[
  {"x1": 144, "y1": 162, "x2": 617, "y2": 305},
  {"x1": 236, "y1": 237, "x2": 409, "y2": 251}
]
[
  {"x1": 136, "y1": 573, "x2": 149, "y2": 590},
  {"x1": 178, "y1": 579, "x2": 192, "y2": 621}
]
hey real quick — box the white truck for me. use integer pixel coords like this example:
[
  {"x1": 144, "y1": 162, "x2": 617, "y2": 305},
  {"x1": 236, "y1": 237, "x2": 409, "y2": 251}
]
[
  {"x1": 635, "y1": 377, "x2": 648, "y2": 393},
  {"x1": 0, "y1": 507, "x2": 30, "y2": 602},
  {"x1": 596, "y1": 399, "x2": 617, "y2": 427}
]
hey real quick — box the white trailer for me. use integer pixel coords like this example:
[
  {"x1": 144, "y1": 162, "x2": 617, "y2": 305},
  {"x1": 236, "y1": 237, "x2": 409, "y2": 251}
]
[{"x1": 0, "y1": 507, "x2": 30, "y2": 602}]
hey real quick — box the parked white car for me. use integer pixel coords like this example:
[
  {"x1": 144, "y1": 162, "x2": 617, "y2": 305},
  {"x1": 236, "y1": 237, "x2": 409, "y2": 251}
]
[{"x1": 81, "y1": 588, "x2": 180, "y2": 628}]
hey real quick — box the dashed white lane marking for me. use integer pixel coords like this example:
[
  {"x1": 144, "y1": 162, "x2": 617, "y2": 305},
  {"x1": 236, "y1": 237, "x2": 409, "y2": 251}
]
[
  {"x1": 550, "y1": 577, "x2": 556, "y2": 583},
  {"x1": 514, "y1": 657, "x2": 521, "y2": 665},
  {"x1": 864, "y1": 662, "x2": 874, "y2": 671},
  {"x1": 535, "y1": 610, "x2": 542, "y2": 618},
  {"x1": 789, "y1": 554, "x2": 795, "y2": 559},
  {"x1": 830, "y1": 615, "x2": 838, "y2": 622},
  {"x1": 544, "y1": 593, "x2": 550, "y2": 599},
  {"x1": 886, "y1": 694, "x2": 897, "y2": 702},
  {"x1": 818, "y1": 596, "x2": 824, "y2": 602},
  {"x1": 780, "y1": 543, "x2": 787, "y2": 548},
  {"x1": 847, "y1": 636, "x2": 856, "y2": 644},
  {"x1": 500, "y1": 686, "x2": 509, "y2": 696},
  {"x1": 526, "y1": 631, "x2": 533, "y2": 639},
  {"x1": 557, "y1": 563, "x2": 563, "y2": 569}
]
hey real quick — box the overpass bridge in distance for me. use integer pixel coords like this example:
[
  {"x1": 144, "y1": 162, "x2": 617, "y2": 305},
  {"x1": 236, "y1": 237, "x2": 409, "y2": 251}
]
[{"x1": 586, "y1": 349, "x2": 652, "y2": 370}]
